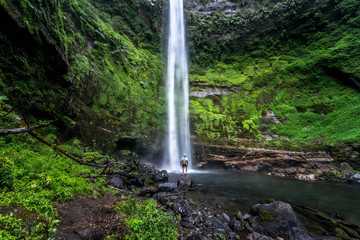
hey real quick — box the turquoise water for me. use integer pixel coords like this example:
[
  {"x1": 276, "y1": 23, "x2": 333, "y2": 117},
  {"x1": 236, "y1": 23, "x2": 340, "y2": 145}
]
[{"x1": 170, "y1": 170, "x2": 360, "y2": 226}]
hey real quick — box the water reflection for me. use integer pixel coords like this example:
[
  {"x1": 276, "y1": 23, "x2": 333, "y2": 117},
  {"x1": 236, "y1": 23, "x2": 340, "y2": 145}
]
[{"x1": 169, "y1": 170, "x2": 360, "y2": 226}]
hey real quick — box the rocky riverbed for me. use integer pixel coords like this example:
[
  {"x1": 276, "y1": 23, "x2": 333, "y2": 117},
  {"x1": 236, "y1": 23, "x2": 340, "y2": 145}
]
[
  {"x1": 193, "y1": 142, "x2": 360, "y2": 184},
  {"x1": 104, "y1": 164, "x2": 360, "y2": 240},
  {"x1": 54, "y1": 156, "x2": 360, "y2": 240}
]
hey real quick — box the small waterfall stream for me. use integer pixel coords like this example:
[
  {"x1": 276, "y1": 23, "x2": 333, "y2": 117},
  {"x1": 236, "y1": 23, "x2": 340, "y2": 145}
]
[{"x1": 164, "y1": 0, "x2": 191, "y2": 171}]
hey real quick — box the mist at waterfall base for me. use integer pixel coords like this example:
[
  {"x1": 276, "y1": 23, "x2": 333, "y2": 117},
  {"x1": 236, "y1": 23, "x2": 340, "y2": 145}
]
[{"x1": 163, "y1": 0, "x2": 191, "y2": 172}]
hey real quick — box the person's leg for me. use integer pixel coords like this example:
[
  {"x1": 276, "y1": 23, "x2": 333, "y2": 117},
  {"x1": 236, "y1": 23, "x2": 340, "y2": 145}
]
[
  {"x1": 182, "y1": 167, "x2": 184, "y2": 176},
  {"x1": 185, "y1": 166, "x2": 188, "y2": 175}
]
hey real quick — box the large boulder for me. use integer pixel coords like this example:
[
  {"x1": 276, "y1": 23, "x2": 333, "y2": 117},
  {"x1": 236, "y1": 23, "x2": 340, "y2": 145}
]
[
  {"x1": 177, "y1": 175, "x2": 195, "y2": 191},
  {"x1": 158, "y1": 182, "x2": 178, "y2": 193},
  {"x1": 152, "y1": 170, "x2": 169, "y2": 182},
  {"x1": 248, "y1": 201, "x2": 313, "y2": 240}
]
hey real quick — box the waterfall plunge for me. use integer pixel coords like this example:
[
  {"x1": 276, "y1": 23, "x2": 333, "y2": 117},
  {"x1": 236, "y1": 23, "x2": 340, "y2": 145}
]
[{"x1": 164, "y1": 0, "x2": 191, "y2": 171}]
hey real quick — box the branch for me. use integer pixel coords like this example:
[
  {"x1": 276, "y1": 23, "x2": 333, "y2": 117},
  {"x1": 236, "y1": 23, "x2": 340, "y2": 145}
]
[
  {"x1": 0, "y1": 114, "x2": 64, "y2": 135},
  {"x1": 0, "y1": 127, "x2": 30, "y2": 135},
  {"x1": 28, "y1": 131, "x2": 106, "y2": 168}
]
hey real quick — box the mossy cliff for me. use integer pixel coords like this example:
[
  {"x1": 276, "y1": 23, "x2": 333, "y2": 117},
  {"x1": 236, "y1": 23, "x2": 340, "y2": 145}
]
[
  {"x1": 0, "y1": 0, "x2": 164, "y2": 153},
  {"x1": 185, "y1": 0, "x2": 360, "y2": 166},
  {"x1": 1, "y1": 0, "x2": 360, "y2": 166}
]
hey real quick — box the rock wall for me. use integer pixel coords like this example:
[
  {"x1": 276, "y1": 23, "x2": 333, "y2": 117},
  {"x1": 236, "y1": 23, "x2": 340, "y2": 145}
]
[{"x1": 185, "y1": 0, "x2": 243, "y2": 15}]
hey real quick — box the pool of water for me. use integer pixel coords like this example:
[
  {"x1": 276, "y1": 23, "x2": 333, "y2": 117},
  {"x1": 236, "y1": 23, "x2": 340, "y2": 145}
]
[{"x1": 169, "y1": 170, "x2": 360, "y2": 226}]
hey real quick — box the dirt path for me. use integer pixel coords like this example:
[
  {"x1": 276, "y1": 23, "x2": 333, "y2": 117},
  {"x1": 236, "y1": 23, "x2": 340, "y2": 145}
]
[{"x1": 54, "y1": 195, "x2": 129, "y2": 240}]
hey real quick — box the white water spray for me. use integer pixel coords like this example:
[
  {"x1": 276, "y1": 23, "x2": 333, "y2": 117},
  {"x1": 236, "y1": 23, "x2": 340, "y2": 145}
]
[{"x1": 164, "y1": 0, "x2": 191, "y2": 171}]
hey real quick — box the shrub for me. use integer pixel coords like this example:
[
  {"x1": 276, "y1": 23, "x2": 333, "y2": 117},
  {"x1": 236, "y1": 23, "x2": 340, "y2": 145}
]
[
  {"x1": 0, "y1": 158, "x2": 13, "y2": 190},
  {"x1": 116, "y1": 196, "x2": 179, "y2": 240}
]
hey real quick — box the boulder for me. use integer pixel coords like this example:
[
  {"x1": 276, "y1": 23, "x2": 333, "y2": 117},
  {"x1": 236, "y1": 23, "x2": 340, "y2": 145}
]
[
  {"x1": 295, "y1": 174, "x2": 315, "y2": 181},
  {"x1": 293, "y1": 204, "x2": 360, "y2": 239},
  {"x1": 138, "y1": 186, "x2": 158, "y2": 196},
  {"x1": 177, "y1": 175, "x2": 195, "y2": 191},
  {"x1": 127, "y1": 175, "x2": 143, "y2": 186},
  {"x1": 109, "y1": 176, "x2": 123, "y2": 189},
  {"x1": 248, "y1": 201, "x2": 313, "y2": 240},
  {"x1": 158, "y1": 182, "x2": 178, "y2": 193},
  {"x1": 350, "y1": 173, "x2": 360, "y2": 183},
  {"x1": 152, "y1": 170, "x2": 168, "y2": 182}
]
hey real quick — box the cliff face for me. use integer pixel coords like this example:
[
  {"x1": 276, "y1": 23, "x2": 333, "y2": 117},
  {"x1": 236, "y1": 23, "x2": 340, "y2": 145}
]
[
  {"x1": 0, "y1": 0, "x2": 164, "y2": 152},
  {"x1": 183, "y1": 0, "x2": 360, "y2": 167},
  {"x1": 1, "y1": 0, "x2": 360, "y2": 167}
]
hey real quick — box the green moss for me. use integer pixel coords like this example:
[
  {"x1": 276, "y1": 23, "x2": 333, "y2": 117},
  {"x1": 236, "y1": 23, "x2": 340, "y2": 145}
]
[
  {"x1": 0, "y1": 0, "x2": 7, "y2": 9},
  {"x1": 258, "y1": 207, "x2": 275, "y2": 221},
  {"x1": 265, "y1": 198, "x2": 275, "y2": 203}
]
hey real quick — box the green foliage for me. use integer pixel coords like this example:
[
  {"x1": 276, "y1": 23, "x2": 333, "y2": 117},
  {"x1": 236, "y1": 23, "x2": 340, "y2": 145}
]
[
  {"x1": 0, "y1": 135, "x2": 106, "y2": 239},
  {"x1": 0, "y1": 0, "x2": 7, "y2": 9},
  {"x1": 1, "y1": 0, "x2": 165, "y2": 153},
  {"x1": 0, "y1": 105, "x2": 105, "y2": 239},
  {"x1": 188, "y1": 0, "x2": 360, "y2": 150},
  {"x1": 116, "y1": 195, "x2": 179, "y2": 239},
  {"x1": 0, "y1": 158, "x2": 13, "y2": 190}
]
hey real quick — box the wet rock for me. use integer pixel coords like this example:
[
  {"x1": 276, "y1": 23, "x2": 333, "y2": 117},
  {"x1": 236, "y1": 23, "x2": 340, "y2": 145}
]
[
  {"x1": 127, "y1": 175, "x2": 143, "y2": 186},
  {"x1": 172, "y1": 200, "x2": 193, "y2": 217},
  {"x1": 194, "y1": 143, "x2": 335, "y2": 179},
  {"x1": 228, "y1": 232, "x2": 237, "y2": 239},
  {"x1": 75, "y1": 228, "x2": 104, "y2": 240},
  {"x1": 236, "y1": 210, "x2": 243, "y2": 220},
  {"x1": 178, "y1": 175, "x2": 195, "y2": 191},
  {"x1": 248, "y1": 201, "x2": 313, "y2": 240},
  {"x1": 246, "y1": 232, "x2": 275, "y2": 240},
  {"x1": 244, "y1": 222, "x2": 254, "y2": 233},
  {"x1": 204, "y1": 218, "x2": 231, "y2": 232},
  {"x1": 221, "y1": 213, "x2": 231, "y2": 222},
  {"x1": 152, "y1": 170, "x2": 168, "y2": 182},
  {"x1": 109, "y1": 176, "x2": 123, "y2": 189},
  {"x1": 243, "y1": 213, "x2": 251, "y2": 220},
  {"x1": 138, "y1": 186, "x2": 158, "y2": 197},
  {"x1": 181, "y1": 216, "x2": 196, "y2": 228},
  {"x1": 293, "y1": 204, "x2": 360, "y2": 239},
  {"x1": 295, "y1": 174, "x2": 315, "y2": 181},
  {"x1": 186, "y1": 233, "x2": 209, "y2": 240},
  {"x1": 339, "y1": 162, "x2": 355, "y2": 176},
  {"x1": 350, "y1": 173, "x2": 360, "y2": 183},
  {"x1": 230, "y1": 217, "x2": 243, "y2": 232},
  {"x1": 158, "y1": 182, "x2": 178, "y2": 193}
]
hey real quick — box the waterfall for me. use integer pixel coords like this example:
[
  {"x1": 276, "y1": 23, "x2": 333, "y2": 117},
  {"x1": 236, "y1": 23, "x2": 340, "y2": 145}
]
[{"x1": 164, "y1": 0, "x2": 191, "y2": 171}]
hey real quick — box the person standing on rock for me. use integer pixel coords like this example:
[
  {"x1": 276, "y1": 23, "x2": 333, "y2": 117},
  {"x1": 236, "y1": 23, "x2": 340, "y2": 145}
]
[{"x1": 180, "y1": 154, "x2": 189, "y2": 176}]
